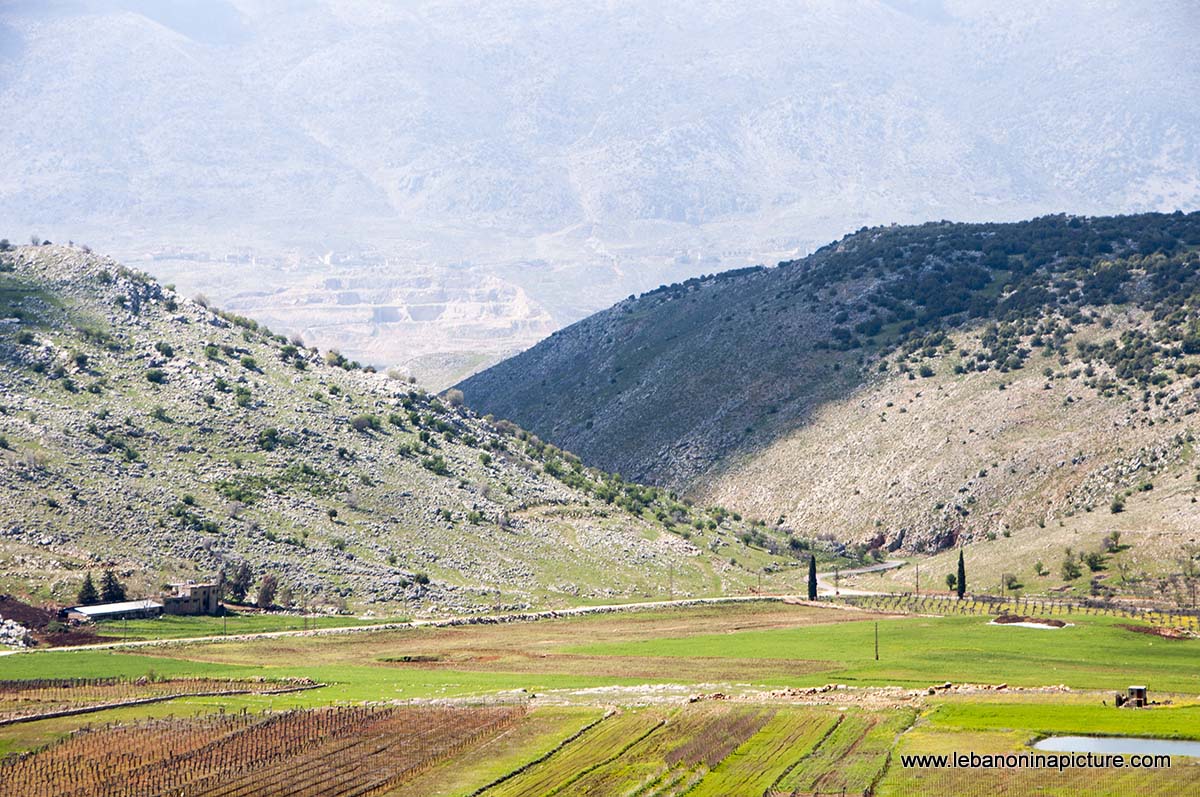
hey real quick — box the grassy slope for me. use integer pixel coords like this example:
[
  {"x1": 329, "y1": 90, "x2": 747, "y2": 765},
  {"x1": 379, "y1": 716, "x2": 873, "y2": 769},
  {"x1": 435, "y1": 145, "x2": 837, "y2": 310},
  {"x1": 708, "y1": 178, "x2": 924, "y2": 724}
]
[
  {"x1": 0, "y1": 245, "x2": 805, "y2": 610},
  {"x1": 460, "y1": 214, "x2": 1200, "y2": 576},
  {"x1": 699, "y1": 313, "x2": 1198, "y2": 549}
]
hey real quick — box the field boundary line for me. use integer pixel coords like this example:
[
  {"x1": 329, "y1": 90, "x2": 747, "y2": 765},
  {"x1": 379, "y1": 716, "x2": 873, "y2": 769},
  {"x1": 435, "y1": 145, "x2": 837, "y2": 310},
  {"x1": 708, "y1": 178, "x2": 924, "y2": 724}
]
[
  {"x1": 544, "y1": 715, "x2": 668, "y2": 797},
  {"x1": 0, "y1": 682, "x2": 325, "y2": 727},
  {"x1": 761, "y1": 713, "x2": 844, "y2": 797},
  {"x1": 864, "y1": 709, "x2": 919, "y2": 797},
  {"x1": 468, "y1": 708, "x2": 615, "y2": 796}
]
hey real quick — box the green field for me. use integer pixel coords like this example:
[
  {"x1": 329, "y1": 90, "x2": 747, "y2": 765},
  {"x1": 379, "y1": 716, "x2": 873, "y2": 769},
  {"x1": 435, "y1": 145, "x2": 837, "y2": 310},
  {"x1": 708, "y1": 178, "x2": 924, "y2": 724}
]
[
  {"x1": 3, "y1": 601, "x2": 1199, "y2": 795},
  {"x1": 566, "y1": 611, "x2": 1200, "y2": 692},
  {"x1": 94, "y1": 611, "x2": 406, "y2": 640}
]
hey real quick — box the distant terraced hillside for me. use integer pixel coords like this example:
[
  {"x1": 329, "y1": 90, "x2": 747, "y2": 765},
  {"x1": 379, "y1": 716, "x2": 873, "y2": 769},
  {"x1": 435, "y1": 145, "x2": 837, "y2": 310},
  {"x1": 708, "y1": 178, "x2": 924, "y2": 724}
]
[
  {"x1": 0, "y1": 246, "x2": 808, "y2": 611},
  {"x1": 460, "y1": 212, "x2": 1200, "y2": 564}
]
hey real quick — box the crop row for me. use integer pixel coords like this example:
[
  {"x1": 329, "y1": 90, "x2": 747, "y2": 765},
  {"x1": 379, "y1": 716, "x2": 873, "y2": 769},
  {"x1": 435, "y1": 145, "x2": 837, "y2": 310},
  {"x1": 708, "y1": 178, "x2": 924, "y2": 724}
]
[
  {"x1": 0, "y1": 677, "x2": 311, "y2": 723},
  {"x1": 2, "y1": 704, "x2": 523, "y2": 797},
  {"x1": 840, "y1": 593, "x2": 1200, "y2": 631}
]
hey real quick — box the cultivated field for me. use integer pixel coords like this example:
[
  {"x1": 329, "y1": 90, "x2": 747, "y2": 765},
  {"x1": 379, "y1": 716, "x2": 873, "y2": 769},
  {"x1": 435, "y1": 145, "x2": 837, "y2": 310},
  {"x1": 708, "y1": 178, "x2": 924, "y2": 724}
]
[
  {"x1": 2, "y1": 705, "x2": 522, "y2": 796},
  {"x1": 2, "y1": 600, "x2": 1199, "y2": 795},
  {"x1": 0, "y1": 676, "x2": 315, "y2": 725}
]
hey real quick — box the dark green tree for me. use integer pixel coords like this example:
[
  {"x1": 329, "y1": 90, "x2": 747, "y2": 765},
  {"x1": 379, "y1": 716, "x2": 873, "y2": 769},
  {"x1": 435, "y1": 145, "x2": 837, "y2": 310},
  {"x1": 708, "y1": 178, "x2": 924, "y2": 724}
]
[
  {"x1": 77, "y1": 572, "x2": 99, "y2": 605},
  {"x1": 228, "y1": 562, "x2": 253, "y2": 603},
  {"x1": 807, "y1": 555, "x2": 818, "y2": 600},
  {"x1": 956, "y1": 549, "x2": 966, "y2": 599},
  {"x1": 99, "y1": 569, "x2": 126, "y2": 602}
]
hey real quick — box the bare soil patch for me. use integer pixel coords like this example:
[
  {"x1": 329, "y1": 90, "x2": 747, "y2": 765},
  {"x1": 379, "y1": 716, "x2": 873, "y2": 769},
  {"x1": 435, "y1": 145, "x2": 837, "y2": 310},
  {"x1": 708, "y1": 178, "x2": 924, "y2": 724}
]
[
  {"x1": 1119, "y1": 623, "x2": 1196, "y2": 640},
  {"x1": 991, "y1": 613, "x2": 1066, "y2": 628},
  {"x1": 0, "y1": 595, "x2": 114, "y2": 646}
]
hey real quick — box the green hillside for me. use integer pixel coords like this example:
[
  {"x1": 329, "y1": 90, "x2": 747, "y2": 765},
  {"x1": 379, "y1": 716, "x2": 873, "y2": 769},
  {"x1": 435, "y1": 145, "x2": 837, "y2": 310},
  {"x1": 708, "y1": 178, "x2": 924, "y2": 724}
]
[
  {"x1": 0, "y1": 245, "x2": 810, "y2": 612},
  {"x1": 459, "y1": 213, "x2": 1200, "y2": 589}
]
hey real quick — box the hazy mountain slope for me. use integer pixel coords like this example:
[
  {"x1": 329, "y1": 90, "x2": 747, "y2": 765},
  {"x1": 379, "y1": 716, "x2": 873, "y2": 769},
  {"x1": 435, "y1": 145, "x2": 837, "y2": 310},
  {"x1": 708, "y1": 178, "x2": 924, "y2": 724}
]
[
  {"x1": 3, "y1": 1, "x2": 1198, "y2": 381},
  {"x1": 460, "y1": 212, "x2": 1200, "y2": 552},
  {"x1": 0, "y1": 245, "x2": 803, "y2": 611}
]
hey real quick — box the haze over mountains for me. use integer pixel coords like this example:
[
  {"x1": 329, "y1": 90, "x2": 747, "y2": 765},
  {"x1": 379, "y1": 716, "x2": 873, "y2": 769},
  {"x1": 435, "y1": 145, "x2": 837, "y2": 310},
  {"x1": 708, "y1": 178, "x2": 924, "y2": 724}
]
[{"x1": 3, "y1": 0, "x2": 1198, "y2": 385}]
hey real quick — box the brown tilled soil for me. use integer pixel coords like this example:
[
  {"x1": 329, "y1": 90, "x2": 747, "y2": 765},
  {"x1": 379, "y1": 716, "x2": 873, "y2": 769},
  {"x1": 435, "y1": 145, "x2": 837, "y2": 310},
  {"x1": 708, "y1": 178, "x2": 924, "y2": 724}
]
[
  {"x1": 0, "y1": 594, "x2": 113, "y2": 646},
  {"x1": 1119, "y1": 623, "x2": 1196, "y2": 640},
  {"x1": 992, "y1": 613, "x2": 1066, "y2": 628}
]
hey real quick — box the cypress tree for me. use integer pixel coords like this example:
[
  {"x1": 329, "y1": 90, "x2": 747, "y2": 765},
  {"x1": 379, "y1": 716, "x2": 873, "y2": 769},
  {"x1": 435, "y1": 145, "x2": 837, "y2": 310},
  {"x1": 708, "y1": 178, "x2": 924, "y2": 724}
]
[
  {"x1": 99, "y1": 569, "x2": 127, "y2": 602},
  {"x1": 807, "y1": 555, "x2": 818, "y2": 600},
  {"x1": 77, "y1": 572, "x2": 99, "y2": 605},
  {"x1": 956, "y1": 549, "x2": 966, "y2": 599}
]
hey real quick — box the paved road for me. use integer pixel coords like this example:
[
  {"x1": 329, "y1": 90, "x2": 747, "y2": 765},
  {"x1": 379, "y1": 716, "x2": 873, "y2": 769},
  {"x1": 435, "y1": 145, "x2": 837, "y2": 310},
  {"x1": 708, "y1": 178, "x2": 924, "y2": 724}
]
[{"x1": 816, "y1": 560, "x2": 905, "y2": 596}]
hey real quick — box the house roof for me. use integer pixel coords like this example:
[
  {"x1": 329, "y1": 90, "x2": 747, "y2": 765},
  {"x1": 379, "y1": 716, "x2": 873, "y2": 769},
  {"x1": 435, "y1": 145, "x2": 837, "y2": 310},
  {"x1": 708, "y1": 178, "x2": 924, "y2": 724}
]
[{"x1": 70, "y1": 600, "x2": 163, "y2": 617}]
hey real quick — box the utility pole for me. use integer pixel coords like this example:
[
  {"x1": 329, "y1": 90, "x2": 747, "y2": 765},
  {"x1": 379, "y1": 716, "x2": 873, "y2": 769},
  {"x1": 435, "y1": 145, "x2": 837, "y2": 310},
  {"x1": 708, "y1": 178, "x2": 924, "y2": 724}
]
[
  {"x1": 834, "y1": 566, "x2": 840, "y2": 596},
  {"x1": 874, "y1": 621, "x2": 879, "y2": 661}
]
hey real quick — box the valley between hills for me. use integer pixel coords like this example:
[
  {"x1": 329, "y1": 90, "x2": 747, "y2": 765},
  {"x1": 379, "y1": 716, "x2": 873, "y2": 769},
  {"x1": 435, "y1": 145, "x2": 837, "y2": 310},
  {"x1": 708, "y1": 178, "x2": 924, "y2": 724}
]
[{"x1": 4, "y1": 215, "x2": 1200, "y2": 797}]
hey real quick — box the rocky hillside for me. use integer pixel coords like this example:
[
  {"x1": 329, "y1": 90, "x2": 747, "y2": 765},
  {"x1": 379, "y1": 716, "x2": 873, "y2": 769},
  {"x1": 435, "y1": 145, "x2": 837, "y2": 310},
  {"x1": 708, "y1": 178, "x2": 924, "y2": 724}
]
[
  {"x1": 460, "y1": 212, "x2": 1200, "y2": 561},
  {"x1": 0, "y1": 246, "x2": 811, "y2": 612}
]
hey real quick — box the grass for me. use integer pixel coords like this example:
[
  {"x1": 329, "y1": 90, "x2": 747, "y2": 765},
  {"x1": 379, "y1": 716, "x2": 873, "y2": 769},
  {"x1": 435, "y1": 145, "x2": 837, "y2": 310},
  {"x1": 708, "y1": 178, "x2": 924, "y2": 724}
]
[
  {"x1": 690, "y1": 707, "x2": 841, "y2": 796},
  {"x1": 568, "y1": 704, "x2": 776, "y2": 795},
  {"x1": 385, "y1": 706, "x2": 604, "y2": 797},
  {"x1": 9, "y1": 605, "x2": 1200, "y2": 699},
  {"x1": 94, "y1": 611, "x2": 407, "y2": 640},
  {"x1": 566, "y1": 611, "x2": 1200, "y2": 692},
  {"x1": 483, "y1": 708, "x2": 668, "y2": 796},
  {"x1": 927, "y1": 698, "x2": 1200, "y2": 741},
  {"x1": 877, "y1": 726, "x2": 1200, "y2": 797},
  {"x1": 775, "y1": 708, "x2": 916, "y2": 794},
  {"x1": 5, "y1": 602, "x2": 1200, "y2": 794}
]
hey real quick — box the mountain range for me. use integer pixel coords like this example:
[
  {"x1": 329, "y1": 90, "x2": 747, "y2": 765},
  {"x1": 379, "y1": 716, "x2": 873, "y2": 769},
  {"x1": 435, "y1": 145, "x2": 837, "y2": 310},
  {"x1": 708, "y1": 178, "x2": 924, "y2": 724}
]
[{"x1": 3, "y1": 0, "x2": 1198, "y2": 384}]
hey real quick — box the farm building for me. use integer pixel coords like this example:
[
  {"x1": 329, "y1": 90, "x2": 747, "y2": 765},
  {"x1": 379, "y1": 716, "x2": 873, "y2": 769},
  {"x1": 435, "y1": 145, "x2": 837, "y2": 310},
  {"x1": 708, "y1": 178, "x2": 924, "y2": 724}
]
[
  {"x1": 163, "y1": 582, "x2": 220, "y2": 616},
  {"x1": 66, "y1": 599, "x2": 163, "y2": 622}
]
